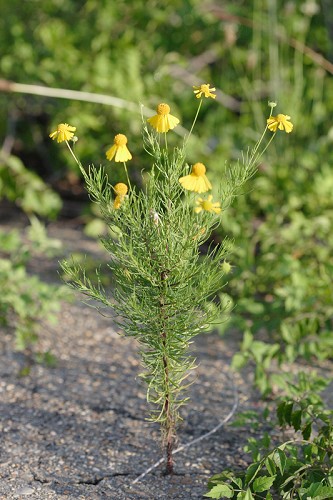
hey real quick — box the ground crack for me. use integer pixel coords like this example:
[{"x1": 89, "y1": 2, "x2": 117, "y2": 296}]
[
  {"x1": 33, "y1": 473, "x2": 51, "y2": 484},
  {"x1": 33, "y1": 472, "x2": 131, "y2": 486},
  {"x1": 76, "y1": 472, "x2": 130, "y2": 485}
]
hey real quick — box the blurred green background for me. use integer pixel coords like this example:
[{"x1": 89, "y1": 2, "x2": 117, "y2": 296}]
[{"x1": 1, "y1": 0, "x2": 333, "y2": 384}]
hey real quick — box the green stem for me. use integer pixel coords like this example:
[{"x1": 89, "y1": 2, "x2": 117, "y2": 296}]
[
  {"x1": 123, "y1": 162, "x2": 132, "y2": 192},
  {"x1": 184, "y1": 99, "x2": 202, "y2": 146},
  {"x1": 249, "y1": 130, "x2": 276, "y2": 169},
  {"x1": 66, "y1": 140, "x2": 82, "y2": 169}
]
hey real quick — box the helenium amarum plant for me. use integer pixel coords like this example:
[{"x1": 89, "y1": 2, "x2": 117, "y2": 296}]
[{"x1": 52, "y1": 87, "x2": 292, "y2": 474}]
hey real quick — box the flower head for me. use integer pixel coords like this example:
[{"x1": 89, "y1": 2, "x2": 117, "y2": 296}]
[
  {"x1": 179, "y1": 162, "x2": 212, "y2": 193},
  {"x1": 193, "y1": 84, "x2": 216, "y2": 99},
  {"x1": 113, "y1": 182, "x2": 128, "y2": 209},
  {"x1": 194, "y1": 195, "x2": 221, "y2": 214},
  {"x1": 49, "y1": 123, "x2": 76, "y2": 143},
  {"x1": 106, "y1": 134, "x2": 132, "y2": 162},
  {"x1": 114, "y1": 182, "x2": 128, "y2": 196},
  {"x1": 267, "y1": 114, "x2": 293, "y2": 133},
  {"x1": 113, "y1": 195, "x2": 123, "y2": 209},
  {"x1": 147, "y1": 103, "x2": 180, "y2": 133}
]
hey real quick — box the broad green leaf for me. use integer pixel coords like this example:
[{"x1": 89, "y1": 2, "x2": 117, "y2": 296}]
[
  {"x1": 203, "y1": 483, "x2": 233, "y2": 498},
  {"x1": 231, "y1": 477, "x2": 243, "y2": 488},
  {"x1": 273, "y1": 449, "x2": 287, "y2": 475},
  {"x1": 302, "y1": 421, "x2": 312, "y2": 440},
  {"x1": 277, "y1": 402, "x2": 286, "y2": 425},
  {"x1": 242, "y1": 329, "x2": 253, "y2": 350},
  {"x1": 265, "y1": 457, "x2": 276, "y2": 476},
  {"x1": 243, "y1": 488, "x2": 255, "y2": 500},
  {"x1": 291, "y1": 409, "x2": 302, "y2": 431},
  {"x1": 284, "y1": 403, "x2": 294, "y2": 426},
  {"x1": 306, "y1": 483, "x2": 333, "y2": 500},
  {"x1": 236, "y1": 490, "x2": 254, "y2": 500},
  {"x1": 232, "y1": 353, "x2": 248, "y2": 370},
  {"x1": 253, "y1": 475, "x2": 276, "y2": 493},
  {"x1": 245, "y1": 462, "x2": 261, "y2": 484}
]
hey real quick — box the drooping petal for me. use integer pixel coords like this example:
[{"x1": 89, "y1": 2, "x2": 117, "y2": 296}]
[
  {"x1": 147, "y1": 103, "x2": 180, "y2": 132},
  {"x1": 114, "y1": 145, "x2": 132, "y2": 162},
  {"x1": 106, "y1": 144, "x2": 117, "y2": 161},
  {"x1": 179, "y1": 174, "x2": 211, "y2": 193},
  {"x1": 166, "y1": 114, "x2": 180, "y2": 131}
]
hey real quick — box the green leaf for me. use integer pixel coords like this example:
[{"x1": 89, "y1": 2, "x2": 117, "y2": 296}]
[
  {"x1": 243, "y1": 489, "x2": 255, "y2": 500},
  {"x1": 232, "y1": 352, "x2": 248, "y2": 370},
  {"x1": 302, "y1": 421, "x2": 312, "y2": 440},
  {"x1": 204, "y1": 483, "x2": 234, "y2": 498},
  {"x1": 230, "y1": 477, "x2": 243, "y2": 488},
  {"x1": 242, "y1": 329, "x2": 253, "y2": 350},
  {"x1": 277, "y1": 402, "x2": 286, "y2": 425},
  {"x1": 291, "y1": 409, "x2": 302, "y2": 431},
  {"x1": 265, "y1": 457, "x2": 276, "y2": 476},
  {"x1": 273, "y1": 449, "x2": 287, "y2": 475},
  {"x1": 253, "y1": 475, "x2": 276, "y2": 493},
  {"x1": 306, "y1": 483, "x2": 333, "y2": 500},
  {"x1": 245, "y1": 462, "x2": 261, "y2": 484},
  {"x1": 284, "y1": 402, "x2": 294, "y2": 425}
]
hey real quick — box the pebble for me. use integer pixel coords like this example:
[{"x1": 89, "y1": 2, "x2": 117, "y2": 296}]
[{"x1": 13, "y1": 486, "x2": 35, "y2": 496}]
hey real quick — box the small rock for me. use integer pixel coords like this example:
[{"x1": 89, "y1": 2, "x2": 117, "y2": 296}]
[{"x1": 14, "y1": 486, "x2": 35, "y2": 496}]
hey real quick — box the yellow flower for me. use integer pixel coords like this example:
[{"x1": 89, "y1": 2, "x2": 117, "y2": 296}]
[
  {"x1": 106, "y1": 134, "x2": 132, "y2": 162},
  {"x1": 113, "y1": 182, "x2": 128, "y2": 209},
  {"x1": 113, "y1": 195, "x2": 124, "y2": 209},
  {"x1": 49, "y1": 123, "x2": 76, "y2": 143},
  {"x1": 267, "y1": 114, "x2": 293, "y2": 133},
  {"x1": 194, "y1": 195, "x2": 221, "y2": 214},
  {"x1": 193, "y1": 84, "x2": 216, "y2": 99},
  {"x1": 147, "y1": 103, "x2": 180, "y2": 133},
  {"x1": 114, "y1": 183, "x2": 128, "y2": 196},
  {"x1": 179, "y1": 163, "x2": 212, "y2": 193}
]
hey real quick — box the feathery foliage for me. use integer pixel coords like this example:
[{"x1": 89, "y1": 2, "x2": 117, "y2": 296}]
[{"x1": 59, "y1": 93, "x2": 289, "y2": 472}]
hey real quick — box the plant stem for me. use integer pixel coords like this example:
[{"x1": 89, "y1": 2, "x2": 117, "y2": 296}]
[
  {"x1": 160, "y1": 271, "x2": 175, "y2": 475},
  {"x1": 184, "y1": 99, "x2": 202, "y2": 146},
  {"x1": 162, "y1": 345, "x2": 174, "y2": 475}
]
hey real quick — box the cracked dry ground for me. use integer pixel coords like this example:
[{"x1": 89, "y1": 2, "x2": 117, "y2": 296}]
[
  {"x1": 1, "y1": 296, "x2": 259, "y2": 499},
  {"x1": 1, "y1": 224, "x2": 331, "y2": 499}
]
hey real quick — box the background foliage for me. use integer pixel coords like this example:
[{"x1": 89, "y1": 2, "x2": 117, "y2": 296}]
[{"x1": 1, "y1": 0, "x2": 332, "y2": 441}]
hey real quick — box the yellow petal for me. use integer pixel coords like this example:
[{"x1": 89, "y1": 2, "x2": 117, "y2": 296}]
[
  {"x1": 179, "y1": 174, "x2": 211, "y2": 193},
  {"x1": 147, "y1": 113, "x2": 179, "y2": 132},
  {"x1": 147, "y1": 115, "x2": 161, "y2": 132},
  {"x1": 106, "y1": 144, "x2": 116, "y2": 161},
  {"x1": 212, "y1": 205, "x2": 222, "y2": 214},
  {"x1": 166, "y1": 114, "x2": 180, "y2": 130},
  {"x1": 114, "y1": 145, "x2": 132, "y2": 162},
  {"x1": 179, "y1": 174, "x2": 198, "y2": 191},
  {"x1": 113, "y1": 195, "x2": 122, "y2": 209},
  {"x1": 267, "y1": 118, "x2": 278, "y2": 132},
  {"x1": 283, "y1": 121, "x2": 293, "y2": 133},
  {"x1": 201, "y1": 175, "x2": 212, "y2": 192}
]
